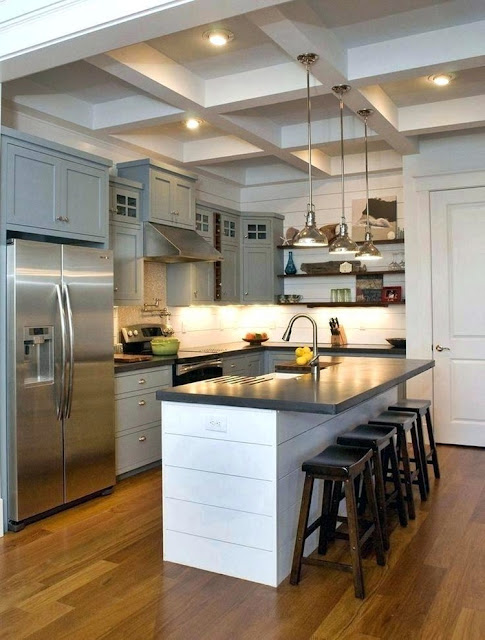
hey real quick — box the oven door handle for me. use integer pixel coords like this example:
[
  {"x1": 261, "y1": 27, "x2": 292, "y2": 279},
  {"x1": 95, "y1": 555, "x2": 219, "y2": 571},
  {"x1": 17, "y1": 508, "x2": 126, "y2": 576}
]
[{"x1": 176, "y1": 359, "x2": 223, "y2": 375}]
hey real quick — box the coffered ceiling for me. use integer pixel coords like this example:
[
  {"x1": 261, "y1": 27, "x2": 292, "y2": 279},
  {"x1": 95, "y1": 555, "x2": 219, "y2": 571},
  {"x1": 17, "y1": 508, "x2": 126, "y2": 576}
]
[{"x1": 3, "y1": 0, "x2": 485, "y2": 186}]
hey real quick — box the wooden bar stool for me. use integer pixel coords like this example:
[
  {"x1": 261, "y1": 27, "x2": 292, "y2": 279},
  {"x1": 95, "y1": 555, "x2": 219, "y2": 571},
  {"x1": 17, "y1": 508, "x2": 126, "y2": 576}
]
[
  {"x1": 337, "y1": 425, "x2": 408, "y2": 550},
  {"x1": 290, "y1": 444, "x2": 385, "y2": 599},
  {"x1": 388, "y1": 399, "x2": 441, "y2": 493},
  {"x1": 369, "y1": 410, "x2": 427, "y2": 520}
]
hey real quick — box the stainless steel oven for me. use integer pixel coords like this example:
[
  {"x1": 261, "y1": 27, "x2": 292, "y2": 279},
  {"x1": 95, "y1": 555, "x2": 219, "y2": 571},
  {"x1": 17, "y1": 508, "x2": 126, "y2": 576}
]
[{"x1": 173, "y1": 358, "x2": 223, "y2": 386}]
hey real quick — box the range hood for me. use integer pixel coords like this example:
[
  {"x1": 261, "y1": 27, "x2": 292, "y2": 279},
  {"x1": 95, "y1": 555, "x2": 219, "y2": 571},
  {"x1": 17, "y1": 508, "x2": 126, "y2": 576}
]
[{"x1": 143, "y1": 222, "x2": 222, "y2": 263}]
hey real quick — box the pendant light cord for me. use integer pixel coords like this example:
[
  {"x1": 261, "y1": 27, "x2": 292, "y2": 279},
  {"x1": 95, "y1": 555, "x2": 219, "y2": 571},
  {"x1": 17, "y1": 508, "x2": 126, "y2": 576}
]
[
  {"x1": 364, "y1": 114, "x2": 370, "y2": 234},
  {"x1": 306, "y1": 62, "x2": 313, "y2": 211},
  {"x1": 339, "y1": 93, "x2": 345, "y2": 226}
]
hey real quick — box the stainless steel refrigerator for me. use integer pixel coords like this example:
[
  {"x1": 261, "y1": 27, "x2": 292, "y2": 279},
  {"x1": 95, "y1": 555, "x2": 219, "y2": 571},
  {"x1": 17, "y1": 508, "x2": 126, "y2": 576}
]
[{"x1": 7, "y1": 239, "x2": 115, "y2": 531}]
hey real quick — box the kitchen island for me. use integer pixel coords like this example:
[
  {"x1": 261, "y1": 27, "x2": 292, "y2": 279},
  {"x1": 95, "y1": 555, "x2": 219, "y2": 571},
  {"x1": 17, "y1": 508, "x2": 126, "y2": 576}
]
[{"x1": 157, "y1": 357, "x2": 433, "y2": 586}]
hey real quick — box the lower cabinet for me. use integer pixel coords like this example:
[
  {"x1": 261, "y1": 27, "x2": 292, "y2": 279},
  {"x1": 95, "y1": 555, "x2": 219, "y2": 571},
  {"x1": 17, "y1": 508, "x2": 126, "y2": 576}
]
[
  {"x1": 223, "y1": 352, "x2": 263, "y2": 377},
  {"x1": 114, "y1": 365, "x2": 172, "y2": 476},
  {"x1": 264, "y1": 350, "x2": 294, "y2": 373}
]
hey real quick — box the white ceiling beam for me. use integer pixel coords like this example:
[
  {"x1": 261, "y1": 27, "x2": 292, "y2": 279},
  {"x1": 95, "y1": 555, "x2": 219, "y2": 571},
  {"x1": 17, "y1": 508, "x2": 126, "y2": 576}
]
[
  {"x1": 282, "y1": 115, "x2": 365, "y2": 150},
  {"x1": 399, "y1": 95, "x2": 485, "y2": 136},
  {"x1": 248, "y1": 2, "x2": 347, "y2": 88},
  {"x1": 88, "y1": 45, "x2": 330, "y2": 176},
  {"x1": 291, "y1": 148, "x2": 331, "y2": 175},
  {"x1": 245, "y1": 163, "x2": 308, "y2": 186},
  {"x1": 249, "y1": 0, "x2": 418, "y2": 155},
  {"x1": 348, "y1": 20, "x2": 485, "y2": 83},
  {"x1": 0, "y1": 0, "x2": 289, "y2": 82},
  {"x1": 92, "y1": 95, "x2": 183, "y2": 132},
  {"x1": 111, "y1": 131, "x2": 183, "y2": 162},
  {"x1": 2, "y1": 78, "x2": 93, "y2": 128},
  {"x1": 194, "y1": 164, "x2": 248, "y2": 187},
  {"x1": 183, "y1": 136, "x2": 264, "y2": 165},
  {"x1": 205, "y1": 63, "x2": 320, "y2": 111}
]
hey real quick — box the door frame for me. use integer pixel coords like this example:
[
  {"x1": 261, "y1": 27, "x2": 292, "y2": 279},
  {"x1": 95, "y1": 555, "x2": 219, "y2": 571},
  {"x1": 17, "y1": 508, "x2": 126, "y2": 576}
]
[{"x1": 404, "y1": 164, "x2": 485, "y2": 428}]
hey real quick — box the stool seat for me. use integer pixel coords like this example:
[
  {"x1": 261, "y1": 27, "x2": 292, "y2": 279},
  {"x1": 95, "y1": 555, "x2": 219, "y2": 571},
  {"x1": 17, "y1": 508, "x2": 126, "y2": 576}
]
[
  {"x1": 371, "y1": 410, "x2": 416, "y2": 429},
  {"x1": 337, "y1": 424, "x2": 396, "y2": 448},
  {"x1": 302, "y1": 444, "x2": 372, "y2": 478},
  {"x1": 389, "y1": 399, "x2": 431, "y2": 415}
]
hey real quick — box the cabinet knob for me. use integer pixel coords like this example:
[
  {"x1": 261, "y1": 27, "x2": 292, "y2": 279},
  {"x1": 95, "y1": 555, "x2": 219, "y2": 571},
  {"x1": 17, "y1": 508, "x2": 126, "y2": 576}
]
[
  {"x1": 138, "y1": 378, "x2": 146, "y2": 384},
  {"x1": 244, "y1": 291, "x2": 248, "y2": 296},
  {"x1": 171, "y1": 210, "x2": 179, "y2": 216},
  {"x1": 193, "y1": 291, "x2": 198, "y2": 298},
  {"x1": 138, "y1": 436, "x2": 147, "y2": 442},
  {"x1": 114, "y1": 287, "x2": 119, "y2": 292},
  {"x1": 244, "y1": 235, "x2": 248, "y2": 239},
  {"x1": 230, "y1": 364, "x2": 236, "y2": 368},
  {"x1": 138, "y1": 400, "x2": 146, "y2": 406},
  {"x1": 56, "y1": 216, "x2": 69, "y2": 223}
]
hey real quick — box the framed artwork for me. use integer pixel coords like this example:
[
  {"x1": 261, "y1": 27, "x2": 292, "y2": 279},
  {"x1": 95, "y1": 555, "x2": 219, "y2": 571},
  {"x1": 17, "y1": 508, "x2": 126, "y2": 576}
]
[
  {"x1": 352, "y1": 196, "x2": 397, "y2": 241},
  {"x1": 381, "y1": 286, "x2": 402, "y2": 303}
]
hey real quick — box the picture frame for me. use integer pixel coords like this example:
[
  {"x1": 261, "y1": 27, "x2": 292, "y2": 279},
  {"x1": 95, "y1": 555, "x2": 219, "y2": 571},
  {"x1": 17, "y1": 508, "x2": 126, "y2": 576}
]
[{"x1": 381, "y1": 286, "x2": 402, "y2": 303}]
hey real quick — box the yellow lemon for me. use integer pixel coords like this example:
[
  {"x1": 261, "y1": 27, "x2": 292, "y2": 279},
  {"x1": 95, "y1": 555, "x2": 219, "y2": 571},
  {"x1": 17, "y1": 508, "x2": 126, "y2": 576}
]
[
  {"x1": 296, "y1": 356, "x2": 307, "y2": 366},
  {"x1": 302, "y1": 346, "x2": 311, "y2": 354},
  {"x1": 295, "y1": 347, "x2": 305, "y2": 357},
  {"x1": 305, "y1": 351, "x2": 313, "y2": 363}
]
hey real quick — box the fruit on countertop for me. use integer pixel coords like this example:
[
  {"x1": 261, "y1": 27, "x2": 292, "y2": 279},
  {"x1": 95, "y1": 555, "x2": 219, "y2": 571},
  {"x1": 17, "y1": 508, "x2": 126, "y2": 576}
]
[
  {"x1": 294, "y1": 346, "x2": 313, "y2": 364},
  {"x1": 244, "y1": 331, "x2": 268, "y2": 342}
]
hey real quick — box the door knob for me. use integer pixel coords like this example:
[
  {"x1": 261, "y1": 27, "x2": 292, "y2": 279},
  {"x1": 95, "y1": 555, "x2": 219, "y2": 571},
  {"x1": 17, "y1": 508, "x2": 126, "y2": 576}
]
[{"x1": 435, "y1": 344, "x2": 450, "y2": 352}]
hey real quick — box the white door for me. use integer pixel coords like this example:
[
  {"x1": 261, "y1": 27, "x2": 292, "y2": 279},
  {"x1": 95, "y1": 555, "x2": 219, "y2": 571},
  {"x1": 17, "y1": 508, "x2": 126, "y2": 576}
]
[{"x1": 431, "y1": 187, "x2": 485, "y2": 446}]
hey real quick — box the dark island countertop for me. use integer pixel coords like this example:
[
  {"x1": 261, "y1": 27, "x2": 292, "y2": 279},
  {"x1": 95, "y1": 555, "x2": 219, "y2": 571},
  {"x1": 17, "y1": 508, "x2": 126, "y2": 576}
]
[{"x1": 156, "y1": 356, "x2": 433, "y2": 415}]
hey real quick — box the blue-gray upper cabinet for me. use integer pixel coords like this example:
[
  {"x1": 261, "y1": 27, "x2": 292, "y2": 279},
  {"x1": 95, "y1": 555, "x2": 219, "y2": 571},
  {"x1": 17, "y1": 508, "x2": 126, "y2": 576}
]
[
  {"x1": 117, "y1": 159, "x2": 197, "y2": 230},
  {"x1": 2, "y1": 127, "x2": 111, "y2": 243}
]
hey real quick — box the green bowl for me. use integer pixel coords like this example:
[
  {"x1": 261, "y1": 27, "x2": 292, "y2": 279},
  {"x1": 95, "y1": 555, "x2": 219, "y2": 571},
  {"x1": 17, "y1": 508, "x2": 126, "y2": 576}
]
[{"x1": 150, "y1": 337, "x2": 180, "y2": 356}]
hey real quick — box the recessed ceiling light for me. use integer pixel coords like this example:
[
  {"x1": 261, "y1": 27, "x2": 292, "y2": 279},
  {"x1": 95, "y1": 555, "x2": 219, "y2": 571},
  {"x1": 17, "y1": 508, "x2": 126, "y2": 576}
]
[
  {"x1": 429, "y1": 73, "x2": 454, "y2": 86},
  {"x1": 185, "y1": 118, "x2": 201, "y2": 130},
  {"x1": 202, "y1": 29, "x2": 234, "y2": 47}
]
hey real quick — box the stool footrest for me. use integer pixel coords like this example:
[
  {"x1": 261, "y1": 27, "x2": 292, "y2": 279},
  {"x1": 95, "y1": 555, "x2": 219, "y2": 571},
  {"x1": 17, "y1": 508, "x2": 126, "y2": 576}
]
[{"x1": 302, "y1": 557, "x2": 353, "y2": 573}]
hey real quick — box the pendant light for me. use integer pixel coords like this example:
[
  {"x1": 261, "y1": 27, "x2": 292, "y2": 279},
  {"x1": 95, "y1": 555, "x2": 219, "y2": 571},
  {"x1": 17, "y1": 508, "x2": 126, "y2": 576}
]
[
  {"x1": 328, "y1": 85, "x2": 359, "y2": 255},
  {"x1": 292, "y1": 53, "x2": 328, "y2": 247},
  {"x1": 355, "y1": 109, "x2": 382, "y2": 260}
]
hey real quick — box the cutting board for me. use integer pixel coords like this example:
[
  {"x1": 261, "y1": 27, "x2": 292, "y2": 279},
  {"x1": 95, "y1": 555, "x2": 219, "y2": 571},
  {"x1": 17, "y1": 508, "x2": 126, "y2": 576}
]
[
  {"x1": 114, "y1": 354, "x2": 153, "y2": 363},
  {"x1": 275, "y1": 360, "x2": 332, "y2": 373}
]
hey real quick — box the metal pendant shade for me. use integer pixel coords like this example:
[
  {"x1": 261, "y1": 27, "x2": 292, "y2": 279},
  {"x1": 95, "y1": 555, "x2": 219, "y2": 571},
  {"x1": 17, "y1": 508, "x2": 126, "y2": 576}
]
[
  {"x1": 292, "y1": 54, "x2": 328, "y2": 247},
  {"x1": 355, "y1": 109, "x2": 382, "y2": 261},
  {"x1": 328, "y1": 85, "x2": 359, "y2": 255}
]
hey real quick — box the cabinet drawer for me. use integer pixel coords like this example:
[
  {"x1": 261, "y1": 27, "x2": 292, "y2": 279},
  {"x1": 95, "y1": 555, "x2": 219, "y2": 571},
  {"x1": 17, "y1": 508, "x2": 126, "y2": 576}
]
[
  {"x1": 115, "y1": 366, "x2": 172, "y2": 394},
  {"x1": 115, "y1": 391, "x2": 160, "y2": 433},
  {"x1": 116, "y1": 425, "x2": 161, "y2": 475}
]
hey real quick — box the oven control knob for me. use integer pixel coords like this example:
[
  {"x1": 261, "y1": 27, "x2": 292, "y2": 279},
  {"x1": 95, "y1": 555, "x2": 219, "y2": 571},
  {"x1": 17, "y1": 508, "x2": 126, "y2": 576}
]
[
  {"x1": 127, "y1": 330, "x2": 133, "y2": 337},
  {"x1": 133, "y1": 330, "x2": 139, "y2": 336}
]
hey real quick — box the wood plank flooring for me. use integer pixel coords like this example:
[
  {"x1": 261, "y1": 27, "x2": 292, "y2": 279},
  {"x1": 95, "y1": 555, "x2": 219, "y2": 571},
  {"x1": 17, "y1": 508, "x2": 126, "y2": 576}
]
[{"x1": 1, "y1": 445, "x2": 484, "y2": 639}]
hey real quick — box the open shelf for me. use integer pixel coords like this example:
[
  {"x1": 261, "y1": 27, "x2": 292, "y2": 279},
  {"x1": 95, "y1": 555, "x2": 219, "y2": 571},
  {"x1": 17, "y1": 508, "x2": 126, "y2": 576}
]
[
  {"x1": 277, "y1": 238, "x2": 404, "y2": 249},
  {"x1": 302, "y1": 301, "x2": 406, "y2": 308},
  {"x1": 278, "y1": 269, "x2": 405, "y2": 278}
]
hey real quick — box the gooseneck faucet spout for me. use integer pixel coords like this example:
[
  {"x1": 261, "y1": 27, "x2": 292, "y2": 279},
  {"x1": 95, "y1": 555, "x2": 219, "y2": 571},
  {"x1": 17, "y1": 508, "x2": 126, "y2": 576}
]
[{"x1": 282, "y1": 314, "x2": 320, "y2": 380}]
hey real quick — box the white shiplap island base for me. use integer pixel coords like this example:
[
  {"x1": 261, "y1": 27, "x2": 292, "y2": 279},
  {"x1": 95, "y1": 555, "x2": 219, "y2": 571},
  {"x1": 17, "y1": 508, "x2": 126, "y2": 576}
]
[{"x1": 159, "y1": 357, "x2": 434, "y2": 586}]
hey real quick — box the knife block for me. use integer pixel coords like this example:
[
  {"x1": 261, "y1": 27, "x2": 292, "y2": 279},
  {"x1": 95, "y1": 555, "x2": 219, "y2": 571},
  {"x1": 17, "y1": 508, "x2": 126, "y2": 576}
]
[{"x1": 331, "y1": 324, "x2": 348, "y2": 346}]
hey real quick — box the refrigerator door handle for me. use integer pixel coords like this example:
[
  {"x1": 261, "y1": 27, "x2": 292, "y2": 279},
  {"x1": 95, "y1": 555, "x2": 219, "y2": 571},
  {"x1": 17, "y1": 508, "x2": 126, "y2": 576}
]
[
  {"x1": 64, "y1": 283, "x2": 75, "y2": 418},
  {"x1": 55, "y1": 284, "x2": 67, "y2": 420}
]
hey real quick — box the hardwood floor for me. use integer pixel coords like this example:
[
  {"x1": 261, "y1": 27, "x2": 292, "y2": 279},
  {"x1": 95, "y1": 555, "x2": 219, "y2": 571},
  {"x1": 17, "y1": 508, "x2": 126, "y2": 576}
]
[{"x1": 1, "y1": 445, "x2": 484, "y2": 639}]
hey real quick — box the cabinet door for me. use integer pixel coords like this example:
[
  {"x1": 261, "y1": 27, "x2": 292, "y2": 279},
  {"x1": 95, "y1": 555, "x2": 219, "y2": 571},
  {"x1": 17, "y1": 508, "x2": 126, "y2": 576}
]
[
  {"x1": 63, "y1": 160, "x2": 107, "y2": 240},
  {"x1": 5, "y1": 142, "x2": 60, "y2": 230},
  {"x1": 222, "y1": 214, "x2": 238, "y2": 245},
  {"x1": 192, "y1": 262, "x2": 214, "y2": 303},
  {"x1": 110, "y1": 186, "x2": 140, "y2": 222},
  {"x1": 110, "y1": 222, "x2": 143, "y2": 305},
  {"x1": 220, "y1": 243, "x2": 240, "y2": 302},
  {"x1": 242, "y1": 218, "x2": 272, "y2": 245},
  {"x1": 172, "y1": 175, "x2": 195, "y2": 229},
  {"x1": 149, "y1": 171, "x2": 172, "y2": 223},
  {"x1": 242, "y1": 246, "x2": 273, "y2": 303},
  {"x1": 196, "y1": 208, "x2": 213, "y2": 241}
]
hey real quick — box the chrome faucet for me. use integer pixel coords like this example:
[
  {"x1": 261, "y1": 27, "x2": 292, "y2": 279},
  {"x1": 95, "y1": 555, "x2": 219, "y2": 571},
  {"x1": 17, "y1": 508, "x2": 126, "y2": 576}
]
[{"x1": 282, "y1": 314, "x2": 320, "y2": 380}]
